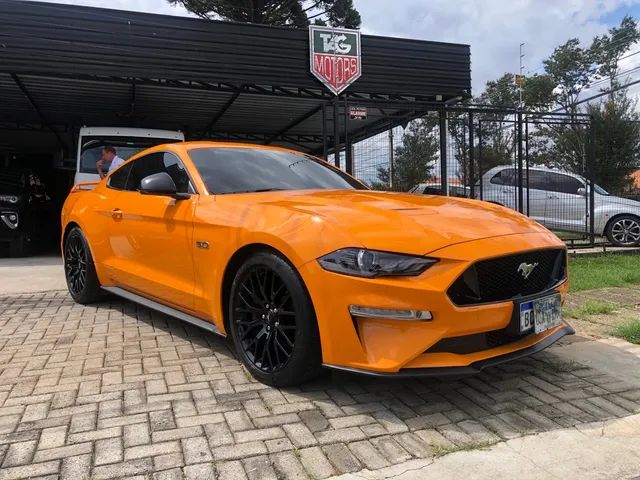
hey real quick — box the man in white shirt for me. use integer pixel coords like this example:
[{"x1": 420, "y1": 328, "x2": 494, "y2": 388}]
[{"x1": 96, "y1": 146, "x2": 125, "y2": 179}]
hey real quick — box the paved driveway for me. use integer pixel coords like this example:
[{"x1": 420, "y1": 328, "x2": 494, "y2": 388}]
[{"x1": 1, "y1": 291, "x2": 639, "y2": 480}]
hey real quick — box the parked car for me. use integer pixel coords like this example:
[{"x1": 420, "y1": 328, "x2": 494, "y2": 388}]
[
  {"x1": 62, "y1": 142, "x2": 572, "y2": 386},
  {"x1": 479, "y1": 165, "x2": 640, "y2": 247},
  {"x1": 75, "y1": 126, "x2": 184, "y2": 184},
  {"x1": 409, "y1": 182, "x2": 471, "y2": 198},
  {"x1": 0, "y1": 169, "x2": 54, "y2": 256}
]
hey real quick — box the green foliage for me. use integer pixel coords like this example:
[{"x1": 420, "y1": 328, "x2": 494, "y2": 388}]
[
  {"x1": 372, "y1": 117, "x2": 439, "y2": 192},
  {"x1": 169, "y1": 0, "x2": 361, "y2": 28},
  {"x1": 564, "y1": 299, "x2": 616, "y2": 319},
  {"x1": 591, "y1": 15, "x2": 640, "y2": 90},
  {"x1": 543, "y1": 38, "x2": 592, "y2": 110}
]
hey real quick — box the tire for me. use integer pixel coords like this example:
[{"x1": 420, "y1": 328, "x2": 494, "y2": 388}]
[
  {"x1": 605, "y1": 214, "x2": 640, "y2": 247},
  {"x1": 9, "y1": 236, "x2": 26, "y2": 257},
  {"x1": 64, "y1": 227, "x2": 102, "y2": 304},
  {"x1": 228, "y1": 251, "x2": 322, "y2": 387}
]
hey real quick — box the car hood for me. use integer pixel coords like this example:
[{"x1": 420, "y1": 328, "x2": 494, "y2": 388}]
[
  {"x1": 256, "y1": 190, "x2": 551, "y2": 255},
  {"x1": 599, "y1": 195, "x2": 640, "y2": 209}
]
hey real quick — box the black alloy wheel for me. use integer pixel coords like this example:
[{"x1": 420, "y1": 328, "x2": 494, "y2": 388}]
[
  {"x1": 65, "y1": 233, "x2": 87, "y2": 295},
  {"x1": 64, "y1": 227, "x2": 102, "y2": 304},
  {"x1": 229, "y1": 252, "x2": 322, "y2": 386}
]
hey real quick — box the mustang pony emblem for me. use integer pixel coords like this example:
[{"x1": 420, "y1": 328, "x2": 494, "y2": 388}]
[{"x1": 517, "y1": 262, "x2": 539, "y2": 279}]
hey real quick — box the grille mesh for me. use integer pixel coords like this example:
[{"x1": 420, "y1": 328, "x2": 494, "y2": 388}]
[{"x1": 447, "y1": 248, "x2": 566, "y2": 306}]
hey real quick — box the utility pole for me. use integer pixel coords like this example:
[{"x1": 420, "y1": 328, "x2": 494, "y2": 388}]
[
  {"x1": 388, "y1": 127, "x2": 394, "y2": 190},
  {"x1": 519, "y1": 43, "x2": 525, "y2": 109}
]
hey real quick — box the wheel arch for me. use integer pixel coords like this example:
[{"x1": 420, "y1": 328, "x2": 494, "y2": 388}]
[{"x1": 220, "y1": 243, "x2": 287, "y2": 334}]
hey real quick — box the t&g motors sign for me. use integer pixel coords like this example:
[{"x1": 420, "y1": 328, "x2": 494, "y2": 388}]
[{"x1": 309, "y1": 25, "x2": 361, "y2": 95}]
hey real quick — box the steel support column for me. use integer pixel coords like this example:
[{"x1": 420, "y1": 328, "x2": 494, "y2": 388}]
[
  {"x1": 589, "y1": 117, "x2": 596, "y2": 247},
  {"x1": 468, "y1": 111, "x2": 475, "y2": 198},
  {"x1": 333, "y1": 99, "x2": 341, "y2": 169},
  {"x1": 517, "y1": 111, "x2": 524, "y2": 213},
  {"x1": 344, "y1": 97, "x2": 352, "y2": 175},
  {"x1": 439, "y1": 109, "x2": 448, "y2": 195}
]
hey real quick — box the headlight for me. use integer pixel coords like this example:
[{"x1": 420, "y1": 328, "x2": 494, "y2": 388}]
[
  {"x1": 318, "y1": 248, "x2": 437, "y2": 278},
  {"x1": 0, "y1": 195, "x2": 20, "y2": 204}
]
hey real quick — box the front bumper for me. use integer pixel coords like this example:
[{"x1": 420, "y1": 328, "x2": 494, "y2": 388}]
[
  {"x1": 324, "y1": 324, "x2": 574, "y2": 377},
  {"x1": 299, "y1": 232, "x2": 570, "y2": 375}
]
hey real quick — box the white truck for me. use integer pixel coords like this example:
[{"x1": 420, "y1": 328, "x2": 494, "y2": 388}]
[{"x1": 75, "y1": 127, "x2": 185, "y2": 184}]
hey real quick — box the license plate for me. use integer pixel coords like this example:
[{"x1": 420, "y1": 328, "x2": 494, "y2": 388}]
[{"x1": 519, "y1": 294, "x2": 562, "y2": 334}]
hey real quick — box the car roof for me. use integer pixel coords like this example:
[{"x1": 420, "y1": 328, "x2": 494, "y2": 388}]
[{"x1": 485, "y1": 164, "x2": 579, "y2": 176}]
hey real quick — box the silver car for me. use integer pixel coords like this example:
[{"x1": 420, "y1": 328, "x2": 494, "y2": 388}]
[{"x1": 479, "y1": 165, "x2": 640, "y2": 247}]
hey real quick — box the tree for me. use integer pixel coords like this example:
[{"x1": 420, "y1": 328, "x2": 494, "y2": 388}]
[
  {"x1": 590, "y1": 15, "x2": 640, "y2": 92},
  {"x1": 588, "y1": 93, "x2": 640, "y2": 192},
  {"x1": 371, "y1": 117, "x2": 439, "y2": 191},
  {"x1": 543, "y1": 39, "x2": 592, "y2": 111},
  {"x1": 169, "y1": 0, "x2": 361, "y2": 28}
]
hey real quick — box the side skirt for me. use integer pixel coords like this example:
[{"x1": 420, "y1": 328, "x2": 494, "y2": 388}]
[{"x1": 102, "y1": 286, "x2": 225, "y2": 337}]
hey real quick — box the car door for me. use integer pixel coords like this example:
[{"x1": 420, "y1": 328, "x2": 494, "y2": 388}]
[
  {"x1": 544, "y1": 172, "x2": 587, "y2": 233},
  {"x1": 525, "y1": 170, "x2": 551, "y2": 224},
  {"x1": 113, "y1": 151, "x2": 198, "y2": 310}
]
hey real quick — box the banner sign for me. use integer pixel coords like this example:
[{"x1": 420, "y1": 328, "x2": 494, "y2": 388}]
[{"x1": 309, "y1": 25, "x2": 361, "y2": 95}]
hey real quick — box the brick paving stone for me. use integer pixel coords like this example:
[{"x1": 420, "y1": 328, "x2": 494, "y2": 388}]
[
  {"x1": 2, "y1": 440, "x2": 37, "y2": 467},
  {"x1": 153, "y1": 467, "x2": 183, "y2": 480},
  {"x1": 61, "y1": 453, "x2": 92, "y2": 479},
  {"x1": 95, "y1": 437, "x2": 124, "y2": 465},
  {"x1": 297, "y1": 446, "x2": 336, "y2": 479},
  {"x1": 181, "y1": 436, "x2": 213, "y2": 464},
  {"x1": 370, "y1": 436, "x2": 412, "y2": 464},
  {"x1": 3, "y1": 292, "x2": 640, "y2": 480},
  {"x1": 348, "y1": 440, "x2": 391, "y2": 469},
  {"x1": 283, "y1": 423, "x2": 318, "y2": 447},
  {"x1": 183, "y1": 462, "x2": 216, "y2": 480},
  {"x1": 218, "y1": 460, "x2": 248, "y2": 480},
  {"x1": 153, "y1": 452, "x2": 184, "y2": 471},
  {"x1": 271, "y1": 451, "x2": 308, "y2": 480},
  {"x1": 322, "y1": 443, "x2": 361, "y2": 474},
  {"x1": 243, "y1": 455, "x2": 278, "y2": 480}
]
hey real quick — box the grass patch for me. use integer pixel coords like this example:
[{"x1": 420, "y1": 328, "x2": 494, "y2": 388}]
[
  {"x1": 432, "y1": 441, "x2": 495, "y2": 458},
  {"x1": 568, "y1": 254, "x2": 640, "y2": 292},
  {"x1": 612, "y1": 320, "x2": 640, "y2": 344},
  {"x1": 564, "y1": 299, "x2": 617, "y2": 320}
]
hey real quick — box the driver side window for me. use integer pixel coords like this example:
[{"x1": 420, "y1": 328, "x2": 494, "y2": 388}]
[{"x1": 125, "y1": 152, "x2": 193, "y2": 194}]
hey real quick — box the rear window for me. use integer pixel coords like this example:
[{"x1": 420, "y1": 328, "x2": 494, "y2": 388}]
[{"x1": 188, "y1": 147, "x2": 366, "y2": 194}]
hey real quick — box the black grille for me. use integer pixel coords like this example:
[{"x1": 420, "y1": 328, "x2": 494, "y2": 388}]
[
  {"x1": 427, "y1": 329, "x2": 518, "y2": 355},
  {"x1": 447, "y1": 248, "x2": 566, "y2": 306}
]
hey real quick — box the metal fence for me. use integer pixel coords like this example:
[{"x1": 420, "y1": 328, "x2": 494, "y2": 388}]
[{"x1": 327, "y1": 100, "x2": 640, "y2": 248}]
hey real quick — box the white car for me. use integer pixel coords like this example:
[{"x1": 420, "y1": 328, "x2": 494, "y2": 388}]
[
  {"x1": 409, "y1": 182, "x2": 471, "y2": 198},
  {"x1": 75, "y1": 127, "x2": 185, "y2": 185},
  {"x1": 479, "y1": 165, "x2": 640, "y2": 247}
]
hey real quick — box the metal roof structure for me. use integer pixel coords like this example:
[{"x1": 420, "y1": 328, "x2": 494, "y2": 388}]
[{"x1": 0, "y1": 0, "x2": 471, "y2": 158}]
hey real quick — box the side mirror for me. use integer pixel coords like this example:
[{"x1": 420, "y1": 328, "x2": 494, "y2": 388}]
[
  {"x1": 139, "y1": 172, "x2": 189, "y2": 200},
  {"x1": 577, "y1": 187, "x2": 586, "y2": 196}
]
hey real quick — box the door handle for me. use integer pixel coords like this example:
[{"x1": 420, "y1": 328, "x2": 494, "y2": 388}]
[
  {"x1": 547, "y1": 195, "x2": 558, "y2": 199},
  {"x1": 111, "y1": 208, "x2": 123, "y2": 220}
]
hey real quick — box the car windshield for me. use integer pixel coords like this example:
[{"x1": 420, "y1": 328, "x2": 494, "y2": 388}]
[
  {"x1": 79, "y1": 136, "x2": 181, "y2": 174},
  {"x1": 188, "y1": 147, "x2": 367, "y2": 194},
  {"x1": 594, "y1": 184, "x2": 609, "y2": 195}
]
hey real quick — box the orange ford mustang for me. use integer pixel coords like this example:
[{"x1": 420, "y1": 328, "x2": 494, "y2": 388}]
[{"x1": 61, "y1": 142, "x2": 573, "y2": 386}]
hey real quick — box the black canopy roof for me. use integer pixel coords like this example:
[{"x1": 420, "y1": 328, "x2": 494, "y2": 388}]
[{"x1": 0, "y1": 0, "x2": 471, "y2": 156}]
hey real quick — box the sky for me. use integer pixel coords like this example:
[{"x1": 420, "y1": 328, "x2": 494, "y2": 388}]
[{"x1": 32, "y1": 0, "x2": 640, "y2": 95}]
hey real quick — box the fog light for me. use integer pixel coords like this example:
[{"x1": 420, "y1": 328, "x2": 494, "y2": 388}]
[{"x1": 349, "y1": 305, "x2": 432, "y2": 321}]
